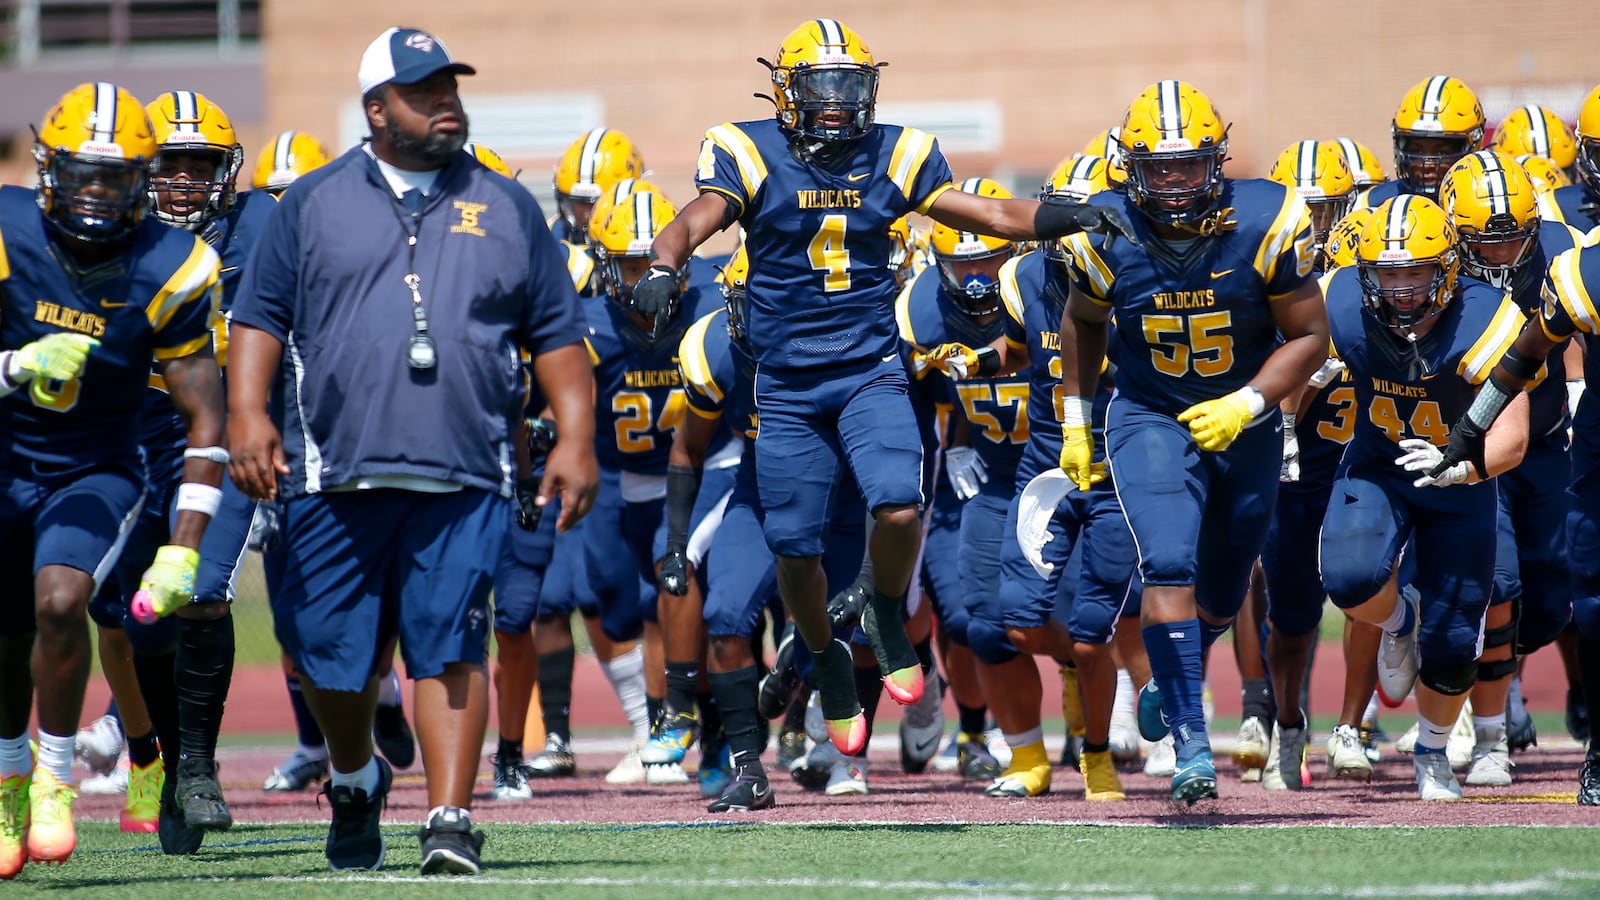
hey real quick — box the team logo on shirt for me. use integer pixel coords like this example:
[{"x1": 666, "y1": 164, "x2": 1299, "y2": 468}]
[
  {"x1": 450, "y1": 201, "x2": 489, "y2": 237},
  {"x1": 33, "y1": 301, "x2": 107, "y2": 337}
]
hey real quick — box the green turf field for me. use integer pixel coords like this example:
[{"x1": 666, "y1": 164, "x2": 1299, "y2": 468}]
[{"x1": 11, "y1": 822, "x2": 1600, "y2": 897}]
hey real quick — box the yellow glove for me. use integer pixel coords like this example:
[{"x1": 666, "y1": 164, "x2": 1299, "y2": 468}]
[
  {"x1": 926, "y1": 342, "x2": 999, "y2": 381},
  {"x1": 1059, "y1": 422, "x2": 1106, "y2": 492},
  {"x1": 7, "y1": 333, "x2": 99, "y2": 382},
  {"x1": 129, "y1": 545, "x2": 200, "y2": 624},
  {"x1": 1177, "y1": 387, "x2": 1265, "y2": 452}
]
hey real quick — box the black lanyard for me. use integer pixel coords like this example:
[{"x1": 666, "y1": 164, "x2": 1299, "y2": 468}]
[{"x1": 387, "y1": 189, "x2": 437, "y2": 370}]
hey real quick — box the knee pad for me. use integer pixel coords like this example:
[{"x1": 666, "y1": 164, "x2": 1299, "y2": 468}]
[
  {"x1": 1420, "y1": 657, "x2": 1477, "y2": 696},
  {"x1": 1478, "y1": 610, "x2": 1518, "y2": 682},
  {"x1": 965, "y1": 616, "x2": 1019, "y2": 666}
]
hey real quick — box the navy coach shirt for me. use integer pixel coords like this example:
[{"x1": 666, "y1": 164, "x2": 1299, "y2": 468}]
[{"x1": 232, "y1": 146, "x2": 586, "y2": 501}]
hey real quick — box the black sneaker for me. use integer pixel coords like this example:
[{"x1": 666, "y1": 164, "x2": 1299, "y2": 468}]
[
  {"x1": 757, "y1": 628, "x2": 804, "y2": 721},
  {"x1": 374, "y1": 703, "x2": 417, "y2": 770},
  {"x1": 323, "y1": 757, "x2": 392, "y2": 871},
  {"x1": 175, "y1": 757, "x2": 233, "y2": 831},
  {"x1": 707, "y1": 766, "x2": 775, "y2": 813},
  {"x1": 158, "y1": 765, "x2": 205, "y2": 856},
  {"x1": 1580, "y1": 755, "x2": 1600, "y2": 807},
  {"x1": 419, "y1": 807, "x2": 485, "y2": 875}
]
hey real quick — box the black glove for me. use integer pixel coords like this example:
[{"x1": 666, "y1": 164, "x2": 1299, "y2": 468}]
[
  {"x1": 657, "y1": 548, "x2": 691, "y2": 596},
  {"x1": 528, "y1": 416, "x2": 557, "y2": 453},
  {"x1": 827, "y1": 574, "x2": 872, "y2": 629},
  {"x1": 1431, "y1": 417, "x2": 1490, "y2": 481},
  {"x1": 515, "y1": 477, "x2": 543, "y2": 532},
  {"x1": 1035, "y1": 197, "x2": 1140, "y2": 247},
  {"x1": 632, "y1": 264, "x2": 678, "y2": 318}
]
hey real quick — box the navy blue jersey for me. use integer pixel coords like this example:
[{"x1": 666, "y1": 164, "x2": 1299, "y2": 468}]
[
  {"x1": 1061, "y1": 179, "x2": 1316, "y2": 417},
  {"x1": 1325, "y1": 266, "x2": 1528, "y2": 466},
  {"x1": 896, "y1": 266, "x2": 1028, "y2": 487},
  {"x1": 0, "y1": 186, "x2": 220, "y2": 469},
  {"x1": 560, "y1": 240, "x2": 598, "y2": 297},
  {"x1": 587, "y1": 285, "x2": 728, "y2": 474},
  {"x1": 679, "y1": 307, "x2": 759, "y2": 442},
  {"x1": 694, "y1": 118, "x2": 954, "y2": 371},
  {"x1": 1354, "y1": 180, "x2": 1407, "y2": 212},
  {"x1": 1292, "y1": 268, "x2": 1358, "y2": 485},
  {"x1": 1541, "y1": 242, "x2": 1600, "y2": 423},
  {"x1": 999, "y1": 251, "x2": 1114, "y2": 477},
  {"x1": 1551, "y1": 183, "x2": 1600, "y2": 234},
  {"x1": 1503, "y1": 220, "x2": 1581, "y2": 439}
]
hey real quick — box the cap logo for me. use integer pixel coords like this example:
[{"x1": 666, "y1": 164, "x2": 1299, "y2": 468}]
[{"x1": 405, "y1": 32, "x2": 436, "y2": 52}]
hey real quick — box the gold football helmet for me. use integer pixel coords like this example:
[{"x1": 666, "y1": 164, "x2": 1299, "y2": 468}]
[
  {"x1": 34, "y1": 82, "x2": 158, "y2": 243},
  {"x1": 252, "y1": 130, "x2": 330, "y2": 194},
  {"x1": 718, "y1": 243, "x2": 751, "y2": 344},
  {"x1": 463, "y1": 141, "x2": 514, "y2": 178},
  {"x1": 145, "y1": 90, "x2": 244, "y2": 230},
  {"x1": 1516, "y1": 153, "x2": 1571, "y2": 197},
  {"x1": 553, "y1": 128, "x2": 645, "y2": 238},
  {"x1": 590, "y1": 189, "x2": 683, "y2": 322},
  {"x1": 1323, "y1": 208, "x2": 1374, "y2": 271},
  {"x1": 1494, "y1": 105, "x2": 1577, "y2": 172},
  {"x1": 1334, "y1": 137, "x2": 1388, "y2": 188},
  {"x1": 1268, "y1": 140, "x2": 1357, "y2": 262},
  {"x1": 1042, "y1": 154, "x2": 1113, "y2": 203},
  {"x1": 1439, "y1": 149, "x2": 1541, "y2": 289},
  {"x1": 1390, "y1": 75, "x2": 1485, "y2": 198},
  {"x1": 888, "y1": 216, "x2": 928, "y2": 289},
  {"x1": 1574, "y1": 83, "x2": 1600, "y2": 190},
  {"x1": 1119, "y1": 80, "x2": 1229, "y2": 227},
  {"x1": 764, "y1": 19, "x2": 880, "y2": 144},
  {"x1": 929, "y1": 177, "x2": 1016, "y2": 316},
  {"x1": 587, "y1": 177, "x2": 664, "y2": 253},
  {"x1": 1356, "y1": 195, "x2": 1460, "y2": 332},
  {"x1": 1081, "y1": 127, "x2": 1128, "y2": 185}
]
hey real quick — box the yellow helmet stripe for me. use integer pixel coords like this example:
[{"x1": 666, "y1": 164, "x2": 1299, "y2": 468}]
[
  {"x1": 1297, "y1": 140, "x2": 1318, "y2": 189},
  {"x1": 1479, "y1": 152, "x2": 1511, "y2": 218},
  {"x1": 1524, "y1": 105, "x2": 1551, "y2": 156},
  {"x1": 1420, "y1": 75, "x2": 1450, "y2": 123},
  {"x1": 274, "y1": 131, "x2": 296, "y2": 170},
  {"x1": 93, "y1": 82, "x2": 118, "y2": 144},
  {"x1": 1158, "y1": 80, "x2": 1182, "y2": 142},
  {"x1": 578, "y1": 128, "x2": 607, "y2": 187},
  {"x1": 816, "y1": 18, "x2": 845, "y2": 47},
  {"x1": 1338, "y1": 138, "x2": 1371, "y2": 182},
  {"x1": 1385, "y1": 195, "x2": 1412, "y2": 249}
]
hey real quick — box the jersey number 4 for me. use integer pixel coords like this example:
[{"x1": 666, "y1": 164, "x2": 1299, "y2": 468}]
[
  {"x1": 808, "y1": 215, "x2": 852, "y2": 292},
  {"x1": 613, "y1": 389, "x2": 688, "y2": 454}
]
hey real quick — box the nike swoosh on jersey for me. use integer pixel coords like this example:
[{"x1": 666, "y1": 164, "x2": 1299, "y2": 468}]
[
  {"x1": 99, "y1": 299, "x2": 129, "y2": 309},
  {"x1": 848, "y1": 172, "x2": 870, "y2": 182},
  {"x1": 1211, "y1": 269, "x2": 1235, "y2": 279},
  {"x1": 883, "y1": 354, "x2": 898, "y2": 363}
]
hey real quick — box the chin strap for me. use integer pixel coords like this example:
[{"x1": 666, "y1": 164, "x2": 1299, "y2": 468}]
[{"x1": 1175, "y1": 206, "x2": 1237, "y2": 237}]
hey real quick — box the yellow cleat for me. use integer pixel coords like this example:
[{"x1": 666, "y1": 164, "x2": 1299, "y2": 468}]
[
  {"x1": 25, "y1": 769, "x2": 75, "y2": 865},
  {"x1": 984, "y1": 740, "x2": 1051, "y2": 798},
  {"x1": 1079, "y1": 749, "x2": 1126, "y2": 801},
  {"x1": 1060, "y1": 665, "x2": 1087, "y2": 739},
  {"x1": 120, "y1": 759, "x2": 163, "y2": 834},
  {"x1": 1, "y1": 770, "x2": 28, "y2": 879}
]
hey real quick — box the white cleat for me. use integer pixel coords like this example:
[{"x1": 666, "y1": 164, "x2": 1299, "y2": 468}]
[
  {"x1": 1463, "y1": 733, "x2": 1513, "y2": 788},
  {"x1": 1414, "y1": 752, "x2": 1462, "y2": 801},
  {"x1": 1395, "y1": 722, "x2": 1419, "y2": 755},
  {"x1": 1377, "y1": 587, "x2": 1421, "y2": 706},
  {"x1": 1143, "y1": 735, "x2": 1176, "y2": 778},
  {"x1": 605, "y1": 743, "x2": 647, "y2": 785},
  {"x1": 1263, "y1": 718, "x2": 1309, "y2": 791},
  {"x1": 824, "y1": 756, "x2": 869, "y2": 796},
  {"x1": 644, "y1": 762, "x2": 690, "y2": 786},
  {"x1": 75, "y1": 715, "x2": 124, "y2": 777},
  {"x1": 1447, "y1": 702, "x2": 1476, "y2": 772},
  {"x1": 1326, "y1": 724, "x2": 1374, "y2": 782},
  {"x1": 1234, "y1": 716, "x2": 1270, "y2": 773}
]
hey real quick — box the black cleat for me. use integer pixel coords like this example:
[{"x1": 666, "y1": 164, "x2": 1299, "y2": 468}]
[
  {"x1": 158, "y1": 766, "x2": 205, "y2": 856},
  {"x1": 374, "y1": 703, "x2": 417, "y2": 770},
  {"x1": 708, "y1": 766, "x2": 775, "y2": 813},
  {"x1": 323, "y1": 757, "x2": 392, "y2": 871},
  {"x1": 757, "y1": 628, "x2": 804, "y2": 721},
  {"x1": 1059, "y1": 733, "x2": 1084, "y2": 769},
  {"x1": 175, "y1": 757, "x2": 232, "y2": 831},
  {"x1": 957, "y1": 734, "x2": 1002, "y2": 781},
  {"x1": 1580, "y1": 756, "x2": 1600, "y2": 807},
  {"x1": 419, "y1": 808, "x2": 486, "y2": 875}
]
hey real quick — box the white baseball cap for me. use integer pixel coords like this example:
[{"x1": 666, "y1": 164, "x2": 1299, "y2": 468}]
[{"x1": 358, "y1": 27, "x2": 475, "y2": 96}]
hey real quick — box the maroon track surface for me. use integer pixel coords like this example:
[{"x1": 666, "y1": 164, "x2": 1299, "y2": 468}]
[{"x1": 72, "y1": 643, "x2": 1596, "y2": 829}]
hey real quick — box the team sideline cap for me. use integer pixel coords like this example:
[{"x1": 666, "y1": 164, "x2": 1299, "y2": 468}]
[{"x1": 358, "y1": 27, "x2": 475, "y2": 95}]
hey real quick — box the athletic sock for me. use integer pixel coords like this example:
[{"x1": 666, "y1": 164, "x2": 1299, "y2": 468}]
[
  {"x1": 1241, "y1": 677, "x2": 1272, "y2": 723},
  {"x1": 1197, "y1": 619, "x2": 1230, "y2": 655},
  {"x1": 0, "y1": 734, "x2": 32, "y2": 779},
  {"x1": 1508, "y1": 674, "x2": 1528, "y2": 721},
  {"x1": 286, "y1": 674, "x2": 326, "y2": 747},
  {"x1": 1380, "y1": 595, "x2": 1417, "y2": 637},
  {"x1": 1142, "y1": 619, "x2": 1207, "y2": 741},
  {"x1": 597, "y1": 645, "x2": 650, "y2": 742},
  {"x1": 36, "y1": 731, "x2": 74, "y2": 783},
  {"x1": 132, "y1": 649, "x2": 181, "y2": 774},
  {"x1": 957, "y1": 703, "x2": 987, "y2": 738},
  {"x1": 176, "y1": 613, "x2": 235, "y2": 761},
  {"x1": 537, "y1": 645, "x2": 575, "y2": 742},
  {"x1": 696, "y1": 691, "x2": 721, "y2": 743},
  {"x1": 709, "y1": 666, "x2": 765, "y2": 769},
  {"x1": 914, "y1": 637, "x2": 935, "y2": 674},
  {"x1": 127, "y1": 731, "x2": 161, "y2": 769},
  {"x1": 496, "y1": 737, "x2": 523, "y2": 764},
  {"x1": 1416, "y1": 712, "x2": 1452, "y2": 754},
  {"x1": 330, "y1": 756, "x2": 380, "y2": 796},
  {"x1": 782, "y1": 690, "x2": 808, "y2": 733},
  {"x1": 664, "y1": 661, "x2": 699, "y2": 720},
  {"x1": 853, "y1": 662, "x2": 883, "y2": 741}
]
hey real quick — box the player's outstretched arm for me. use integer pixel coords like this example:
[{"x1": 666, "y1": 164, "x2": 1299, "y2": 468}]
[
  {"x1": 646, "y1": 191, "x2": 732, "y2": 272},
  {"x1": 926, "y1": 189, "x2": 1136, "y2": 244},
  {"x1": 226, "y1": 324, "x2": 289, "y2": 502},
  {"x1": 1431, "y1": 323, "x2": 1557, "y2": 478}
]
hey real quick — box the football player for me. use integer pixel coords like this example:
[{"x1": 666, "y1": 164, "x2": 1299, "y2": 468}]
[
  {"x1": 635, "y1": 18, "x2": 1132, "y2": 758},
  {"x1": 1333, "y1": 137, "x2": 1388, "y2": 190},
  {"x1": 551, "y1": 128, "x2": 644, "y2": 245},
  {"x1": 1551, "y1": 83, "x2": 1600, "y2": 233},
  {"x1": 1358, "y1": 76, "x2": 1485, "y2": 208},
  {"x1": 1320, "y1": 196, "x2": 1531, "y2": 800},
  {"x1": 1495, "y1": 104, "x2": 1578, "y2": 182},
  {"x1": 1057, "y1": 80, "x2": 1329, "y2": 804},
  {"x1": 251, "y1": 130, "x2": 331, "y2": 197},
  {"x1": 0, "y1": 83, "x2": 225, "y2": 876}
]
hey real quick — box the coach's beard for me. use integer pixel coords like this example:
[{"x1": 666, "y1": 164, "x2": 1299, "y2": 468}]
[{"x1": 388, "y1": 117, "x2": 469, "y2": 169}]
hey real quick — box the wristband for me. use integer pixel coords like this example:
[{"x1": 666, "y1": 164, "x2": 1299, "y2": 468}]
[
  {"x1": 184, "y1": 445, "x2": 231, "y2": 464},
  {"x1": 1061, "y1": 397, "x2": 1093, "y2": 428},
  {"x1": 176, "y1": 483, "x2": 224, "y2": 517}
]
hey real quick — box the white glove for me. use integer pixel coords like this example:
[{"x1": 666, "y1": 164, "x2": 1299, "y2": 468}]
[
  {"x1": 1308, "y1": 357, "x2": 1347, "y2": 389},
  {"x1": 1280, "y1": 412, "x2": 1300, "y2": 483},
  {"x1": 945, "y1": 446, "x2": 988, "y2": 500},
  {"x1": 1568, "y1": 379, "x2": 1586, "y2": 418},
  {"x1": 1396, "y1": 438, "x2": 1470, "y2": 488}
]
